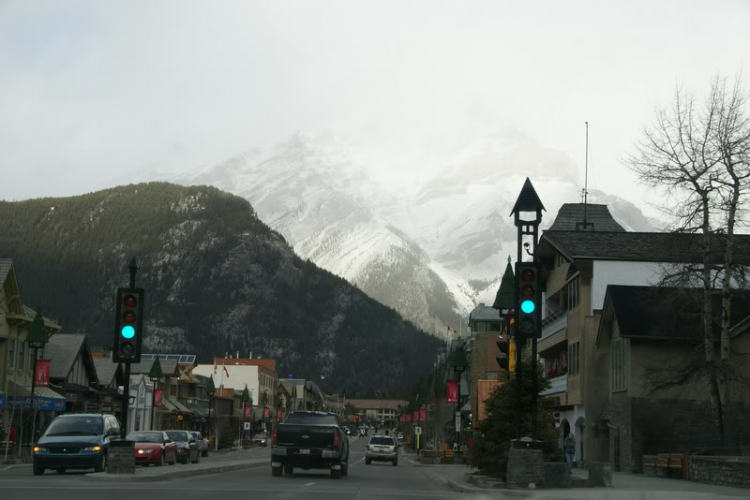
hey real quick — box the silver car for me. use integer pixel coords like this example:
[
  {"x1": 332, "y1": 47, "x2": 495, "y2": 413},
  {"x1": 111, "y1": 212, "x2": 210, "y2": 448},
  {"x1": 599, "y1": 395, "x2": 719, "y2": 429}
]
[
  {"x1": 190, "y1": 431, "x2": 209, "y2": 457},
  {"x1": 365, "y1": 435, "x2": 398, "y2": 466}
]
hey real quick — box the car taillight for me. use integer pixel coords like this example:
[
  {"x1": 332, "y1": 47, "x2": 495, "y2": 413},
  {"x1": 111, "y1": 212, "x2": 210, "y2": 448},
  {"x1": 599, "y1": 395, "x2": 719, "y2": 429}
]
[
  {"x1": 333, "y1": 430, "x2": 340, "y2": 446},
  {"x1": 272, "y1": 428, "x2": 278, "y2": 444}
]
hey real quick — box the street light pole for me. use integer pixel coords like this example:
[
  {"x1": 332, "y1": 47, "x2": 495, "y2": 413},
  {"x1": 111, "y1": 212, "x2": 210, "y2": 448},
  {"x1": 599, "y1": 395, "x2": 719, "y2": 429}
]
[{"x1": 26, "y1": 311, "x2": 49, "y2": 448}]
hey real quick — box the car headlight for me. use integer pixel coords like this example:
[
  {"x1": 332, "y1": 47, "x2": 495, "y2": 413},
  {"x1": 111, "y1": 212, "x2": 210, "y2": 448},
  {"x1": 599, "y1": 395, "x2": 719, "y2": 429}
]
[
  {"x1": 83, "y1": 446, "x2": 103, "y2": 452},
  {"x1": 33, "y1": 446, "x2": 47, "y2": 453},
  {"x1": 137, "y1": 449, "x2": 154, "y2": 454}
]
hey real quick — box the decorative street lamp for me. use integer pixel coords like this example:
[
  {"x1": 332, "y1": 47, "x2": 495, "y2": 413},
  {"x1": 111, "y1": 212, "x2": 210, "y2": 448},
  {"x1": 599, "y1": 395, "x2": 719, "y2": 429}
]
[
  {"x1": 240, "y1": 385, "x2": 250, "y2": 445},
  {"x1": 26, "y1": 311, "x2": 49, "y2": 445},
  {"x1": 149, "y1": 358, "x2": 163, "y2": 430}
]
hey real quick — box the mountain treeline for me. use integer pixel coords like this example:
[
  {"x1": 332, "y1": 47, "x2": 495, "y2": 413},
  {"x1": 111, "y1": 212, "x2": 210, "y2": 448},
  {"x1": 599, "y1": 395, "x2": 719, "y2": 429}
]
[{"x1": 0, "y1": 183, "x2": 442, "y2": 397}]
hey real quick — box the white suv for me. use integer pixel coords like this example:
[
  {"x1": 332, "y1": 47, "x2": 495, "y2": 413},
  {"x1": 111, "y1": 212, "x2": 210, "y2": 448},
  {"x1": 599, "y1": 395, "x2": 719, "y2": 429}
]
[{"x1": 365, "y1": 435, "x2": 398, "y2": 466}]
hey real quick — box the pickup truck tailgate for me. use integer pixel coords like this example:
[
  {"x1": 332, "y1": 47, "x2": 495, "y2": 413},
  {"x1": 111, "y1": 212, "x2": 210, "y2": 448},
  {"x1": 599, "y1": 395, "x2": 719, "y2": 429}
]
[{"x1": 276, "y1": 424, "x2": 336, "y2": 448}]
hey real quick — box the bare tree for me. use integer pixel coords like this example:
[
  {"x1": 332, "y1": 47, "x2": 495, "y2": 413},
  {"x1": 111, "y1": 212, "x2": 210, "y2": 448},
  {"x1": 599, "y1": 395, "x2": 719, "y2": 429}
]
[{"x1": 627, "y1": 76, "x2": 750, "y2": 435}]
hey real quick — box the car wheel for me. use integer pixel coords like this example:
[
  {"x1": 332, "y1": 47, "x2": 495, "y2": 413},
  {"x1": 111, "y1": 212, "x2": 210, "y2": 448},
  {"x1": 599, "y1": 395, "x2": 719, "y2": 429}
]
[
  {"x1": 342, "y1": 460, "x2": 349, "y2": 476},
  {"x1": 33, "y1": 465, "x2": 44, "y2": 476},
  {"x1": 284, "y1": 464, "x2": 293, "y2": 475},
  {"x1": 331, "y1": 467, "x2": 342, "y2": 479},
  {"x1": 156, "y1": 454, "x2": 164, "y2": 467},
  {"x1": 56, "y1": 468, "x2": 66, "y2": 474},
  {"x1": 94, "y1": 453, "x2": 106, "y2": 473},
  {"x1": 365, "y1": 458, "x2": 371, "y2": 465},
  {"x1": 271, "y1": 466, "x2": 282, "y2": 477}
]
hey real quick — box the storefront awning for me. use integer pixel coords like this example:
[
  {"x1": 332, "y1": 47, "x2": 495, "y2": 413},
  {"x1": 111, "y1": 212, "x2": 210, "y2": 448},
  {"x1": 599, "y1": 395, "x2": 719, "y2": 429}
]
[
  {"x1": 161, "y1": 398, "x2": 178, "y2": 411},
  {"x1": 171, "y1": 399, "x2": 193, "y2": 413},
  {"x1": 7, "y1": 382, "x2": 66, "y2": 411}
]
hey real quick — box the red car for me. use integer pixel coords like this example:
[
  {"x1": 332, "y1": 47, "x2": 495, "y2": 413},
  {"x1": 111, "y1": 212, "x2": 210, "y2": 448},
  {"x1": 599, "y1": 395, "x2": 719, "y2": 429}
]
[{"x1": 127, "y1": 431, "x2": 178, "y2": 467}]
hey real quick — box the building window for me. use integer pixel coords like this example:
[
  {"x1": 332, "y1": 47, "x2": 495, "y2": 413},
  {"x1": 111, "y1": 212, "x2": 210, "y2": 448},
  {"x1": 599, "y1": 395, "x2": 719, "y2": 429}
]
[
  {"x1": 8, "y1": 340, "x2": 15, "y2": 373},
  {"x1": 568, "y1": 342, "x2": 580, "y2": 375},
  {"x1": 611, "y1": 338, "x2": 629, "y2": 392},
  {"x1": 568, "y1": 277, "x2": 580, "y2": 310},
  {"x1": 18, "y1": 341, "x2": 25, "y2": 374}
]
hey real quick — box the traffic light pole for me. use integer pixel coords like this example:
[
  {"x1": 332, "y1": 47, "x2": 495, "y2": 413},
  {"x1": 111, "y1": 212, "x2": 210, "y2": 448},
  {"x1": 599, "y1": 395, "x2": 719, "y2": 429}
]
[{"x1": 119, "y1": 258, "x2": 138, "y2": 438}]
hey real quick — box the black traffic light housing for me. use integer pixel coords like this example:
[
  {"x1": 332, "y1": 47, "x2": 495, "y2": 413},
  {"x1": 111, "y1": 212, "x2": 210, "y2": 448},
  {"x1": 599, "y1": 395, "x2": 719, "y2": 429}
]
[
  {"x1": 515, "y1": 261, "x2": 542, "y2": 339},
  {"x1": 113, "y1": 287, "x2": 145, "y2": 362},
  {"x1": 496, "y1": 338, "x2": 510, "y2": 370}
]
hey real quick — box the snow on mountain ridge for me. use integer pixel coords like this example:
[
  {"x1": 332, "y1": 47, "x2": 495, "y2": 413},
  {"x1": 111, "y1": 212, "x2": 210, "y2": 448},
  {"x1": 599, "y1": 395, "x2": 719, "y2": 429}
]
[{"x1": 166, "y1": 131, "x2": 654, "y2": 338}]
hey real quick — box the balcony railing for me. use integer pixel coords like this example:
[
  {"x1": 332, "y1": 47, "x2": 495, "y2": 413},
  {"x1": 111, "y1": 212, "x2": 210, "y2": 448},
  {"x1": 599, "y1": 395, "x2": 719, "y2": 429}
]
[
  {"x1": 541, "y1": 307, "x2": 568, "y2": 340},
  {"x1": 540, "y1": 374, "x2": 567, "y2": 396}
]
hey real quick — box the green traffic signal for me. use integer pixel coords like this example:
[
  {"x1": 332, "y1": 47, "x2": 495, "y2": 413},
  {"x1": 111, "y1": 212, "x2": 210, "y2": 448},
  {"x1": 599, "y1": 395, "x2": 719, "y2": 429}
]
[
  {"x1": 521, "y1": 299, "x2": 535, "y2": 313},
  {"x1": 121, "y1": 325, "x2": 135, "y2": 339}
]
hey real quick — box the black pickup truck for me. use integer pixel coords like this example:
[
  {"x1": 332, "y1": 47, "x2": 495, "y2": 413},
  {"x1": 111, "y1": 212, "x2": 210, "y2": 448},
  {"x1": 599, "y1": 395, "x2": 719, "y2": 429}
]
[{"x1": 271, "y1": 411, "x2": 350, "y2": 479}]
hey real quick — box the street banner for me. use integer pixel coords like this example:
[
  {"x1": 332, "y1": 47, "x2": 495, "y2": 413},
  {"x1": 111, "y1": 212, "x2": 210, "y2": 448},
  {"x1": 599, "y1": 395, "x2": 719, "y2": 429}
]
[
  {"x1": 263, "y1": 407, "x2": 271, "y2": 419},
  {"x1": 154, "y1": 389, "x2": 163, "y2": 407},
  {"x1": 244, "y1": 405, "x2": 252, "y2": 418},
  {"x1": 412, "y1": 411, "x2": 418, "y2": 421},
  {"x1": 35, "y1": 360, "x2": 50, "y2": 387},
  {"x1": 276, "y1": 408, "x2": 283, "y2": 420},
  {"x1": 446, "y1": 381, "x2": 459, "y2": 403},
  {"x1": 419, "y1": 408, "x2": 427, "y2": 421}
]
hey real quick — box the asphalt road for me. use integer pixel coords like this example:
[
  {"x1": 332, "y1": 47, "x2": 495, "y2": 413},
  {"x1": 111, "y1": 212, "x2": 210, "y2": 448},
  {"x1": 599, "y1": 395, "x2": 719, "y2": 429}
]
[{"x1": 0, "y1": 437, "x2": 470, "y2": 500}]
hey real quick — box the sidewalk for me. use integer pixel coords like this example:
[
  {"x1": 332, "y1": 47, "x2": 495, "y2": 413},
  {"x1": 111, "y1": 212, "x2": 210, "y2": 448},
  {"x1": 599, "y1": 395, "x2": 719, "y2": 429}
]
[
  {"x1": 2, "y1": 447, "x2": 270, "y2": 481},
  {"x1": 414, "y1": 459, "x2": 750, "y2": 499}
]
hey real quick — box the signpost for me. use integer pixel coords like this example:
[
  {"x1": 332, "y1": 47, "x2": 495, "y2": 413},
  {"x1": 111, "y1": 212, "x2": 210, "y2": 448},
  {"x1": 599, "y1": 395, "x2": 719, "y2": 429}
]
[
  {"x1": 455, "y1": 411, "x2": 462, "y2": 432},
  {"x1": 415, "y1": 426, "x2": 422, "y2": 450}
]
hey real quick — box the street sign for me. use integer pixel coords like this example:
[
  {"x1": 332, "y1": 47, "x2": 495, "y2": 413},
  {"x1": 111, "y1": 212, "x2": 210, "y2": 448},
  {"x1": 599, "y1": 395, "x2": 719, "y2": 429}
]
[
  {"x1": 244, "y1": 422, "x2": 251, "y2": 430},
  {"x1": 414, "y1": 426, "x2": 422, "y2": 435},
  {"x1": 455, "y1": 412, "x2": 462, "y2": 432}
]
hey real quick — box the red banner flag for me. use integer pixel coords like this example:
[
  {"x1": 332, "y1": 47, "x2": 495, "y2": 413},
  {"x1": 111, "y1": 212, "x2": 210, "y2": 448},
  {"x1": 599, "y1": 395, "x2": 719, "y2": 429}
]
[
  {"x1": 154, "y1": 389, "x2": 163, "y2": 407},
  {"x1": 34, "y1": 360, "x2": 50, "y2": 387},
  {"x1": 244, "y1": 405, "x2": 252, "y2": 418},
  {"x1": 263, "y1": 407, "x2": 271, "y2": 419},
  {"x1": 276, "y1": 408, "x2": 283, "y2": 420},
  {"x1": 420, "y1": 408, "x2": 427, "y2": 421},
  {"x1": 446, "y1": 381, "x2": 459, "y2": 404},
  {"x1": 412, "y1": 411, "x2": 418, "y2": 421}
]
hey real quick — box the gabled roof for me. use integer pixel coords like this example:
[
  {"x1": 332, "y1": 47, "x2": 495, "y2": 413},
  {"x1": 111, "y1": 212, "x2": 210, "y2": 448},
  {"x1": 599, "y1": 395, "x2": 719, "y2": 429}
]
[
  {"x1": 0, "y1": 258, "x2": 12, "y2": 283},
  {"x1": 548, "y1": 204, "x2": 625, "y2": 232},
  {"x1": 45, "y1": 333, "x2": 97, "y2": 382},
  {"x1": 541, "y1": 231, "x2": 750, "y2": 264},
  {"x1": 92, "y1": 357, "x2": 122, "y2": 386},
  {"x1": 469, "y1": 303, "x2": 502, "y2": 322},
  {"x1": 599, "y1": 285, "x2": 750, "y2": 343}
]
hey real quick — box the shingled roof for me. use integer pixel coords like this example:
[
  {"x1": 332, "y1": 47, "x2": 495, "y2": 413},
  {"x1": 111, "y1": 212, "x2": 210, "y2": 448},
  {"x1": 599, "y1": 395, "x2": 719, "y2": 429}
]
[
  {"x1": 548, "y1": 204, "x2": 625, "y2": 232},
  {"x1": 601, "y1": 285, "x2": 750, "y2": 341},
  {"x1": 0, "y1": 258, "x2": 12, "y2": 283},
  {"x1": 469, "y1": 303, "x2": 502, "y2": 322},
  {"x1": 541, "y1": 231, "x2": 750, "y2": 264},
  {"x1": 92, "y1": 357, "x2": 121, "y2": 386},
  {"x1": 45, "y1": 333, "x2": 97, "y2": 382}
]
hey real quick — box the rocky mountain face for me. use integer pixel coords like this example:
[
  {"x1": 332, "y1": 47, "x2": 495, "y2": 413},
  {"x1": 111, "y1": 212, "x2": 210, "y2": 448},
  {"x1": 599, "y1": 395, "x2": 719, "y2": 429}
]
[
  {"x1": 0, "y1": 183, "x2": 442, "y2": 397},
  {"x1": 166, "y1": 131, "x2": 654, "y2": 339}
]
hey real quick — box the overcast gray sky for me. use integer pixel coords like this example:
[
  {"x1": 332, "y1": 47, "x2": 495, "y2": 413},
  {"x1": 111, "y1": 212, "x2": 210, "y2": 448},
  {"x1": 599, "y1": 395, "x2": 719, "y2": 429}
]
[{"x1": 1, "y1": 0, "x2": 748, "y2": 205}]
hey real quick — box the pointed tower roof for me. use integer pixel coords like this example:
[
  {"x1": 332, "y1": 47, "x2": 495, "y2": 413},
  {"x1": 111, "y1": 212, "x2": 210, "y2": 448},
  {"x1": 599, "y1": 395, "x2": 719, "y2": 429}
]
[
  {"x1": 510, "y1": 177, "x2": 546, "y2": 216},
  {"x1": 492, "y1": 260, "x2": 516, "y2": 311}
]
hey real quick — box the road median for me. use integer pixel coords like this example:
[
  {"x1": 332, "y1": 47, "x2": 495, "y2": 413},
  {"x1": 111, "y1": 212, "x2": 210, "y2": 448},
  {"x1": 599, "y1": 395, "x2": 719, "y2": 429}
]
[{"x1": 83, "y1": 457, "x2": 268, "y2": 482}]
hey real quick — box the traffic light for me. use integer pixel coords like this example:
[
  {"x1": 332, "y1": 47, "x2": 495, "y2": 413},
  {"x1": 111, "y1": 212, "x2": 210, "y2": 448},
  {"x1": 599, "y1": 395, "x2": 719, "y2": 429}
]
[
  {"x1": 515, "y1": 262, "x2": 541, "y2": 338},
  {"x1": 113, "y1": 288, "x2": 145, "y2": 362},
  {"x1": 496, "y1": 338, "x2": 510, "y2": 370}
]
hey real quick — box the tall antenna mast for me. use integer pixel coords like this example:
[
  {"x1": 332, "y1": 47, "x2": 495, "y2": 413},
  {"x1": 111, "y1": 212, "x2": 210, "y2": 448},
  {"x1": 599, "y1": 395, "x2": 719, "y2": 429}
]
[{"x1": 583, "y1": 121, "x2": 589, "y2": 227}]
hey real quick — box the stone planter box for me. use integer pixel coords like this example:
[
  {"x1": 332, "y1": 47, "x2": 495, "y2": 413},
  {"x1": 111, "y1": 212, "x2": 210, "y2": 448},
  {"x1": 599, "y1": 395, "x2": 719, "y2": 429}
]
[{"x1": 690, "y1": 456, "x2": 750, "y2": 488}]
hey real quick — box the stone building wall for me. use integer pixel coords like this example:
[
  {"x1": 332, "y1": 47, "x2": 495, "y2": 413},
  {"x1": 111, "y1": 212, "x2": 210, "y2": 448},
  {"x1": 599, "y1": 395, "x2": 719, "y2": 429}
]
[{"x1": 690, "y1": 456, "x2": 750, "y2": 488}]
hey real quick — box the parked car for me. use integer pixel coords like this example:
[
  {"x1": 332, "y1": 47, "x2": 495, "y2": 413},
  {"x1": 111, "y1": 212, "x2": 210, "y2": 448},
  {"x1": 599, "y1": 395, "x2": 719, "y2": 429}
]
[
  {"x1": 271, "y1": 411, "x2": 350, "y2": 479},
  {"x1": 165, "y1": 430, "x2": 199, "y2": 464},
  {"x1": 397, "y1": 432, "x2": 404, "y2": 442},
  {"x1": 127, "y1": 431, "x2": 177, "y2": 467},
  {"x1": 253, "y1": 433, "x2": 267, "y2": 447},
  {"x1": 33, "y1": 413, "x2": 120, "y2": 475},
  {"x1": 190, "y1": 431, "x2": 209, "y2": 457},
  {"x1": 365, "y1": 435, "x2": 398, "y2": 466}
]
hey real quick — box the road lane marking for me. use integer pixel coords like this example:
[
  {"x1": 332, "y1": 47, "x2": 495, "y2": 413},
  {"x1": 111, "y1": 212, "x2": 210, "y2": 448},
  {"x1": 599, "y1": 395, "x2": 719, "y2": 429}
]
[{"x1": 303, "y1": 481, "x2": 316, "y2": 486}]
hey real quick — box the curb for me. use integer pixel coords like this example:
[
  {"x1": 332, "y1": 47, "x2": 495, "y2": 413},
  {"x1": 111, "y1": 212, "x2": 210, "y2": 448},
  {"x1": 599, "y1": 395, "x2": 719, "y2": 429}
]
[
  {"x1": 82, "y1": 459, "x2": 267, "y2": 482},
  {"x1": 419, "y1": 464, "x2": 483, "y2": 494}
]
